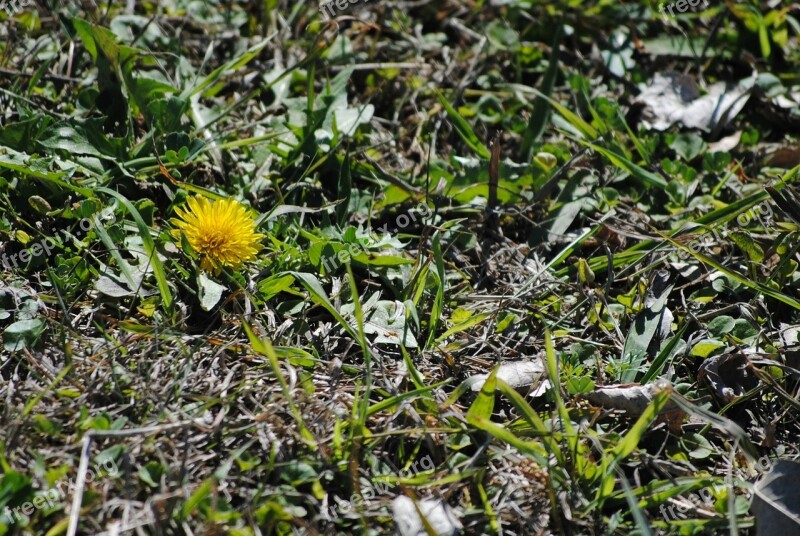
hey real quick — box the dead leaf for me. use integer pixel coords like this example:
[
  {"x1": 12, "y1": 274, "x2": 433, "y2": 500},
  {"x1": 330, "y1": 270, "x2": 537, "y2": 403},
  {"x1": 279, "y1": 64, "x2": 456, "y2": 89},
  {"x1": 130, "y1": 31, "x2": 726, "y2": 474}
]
[
  {"x1": 582, "y1": 380, "x2": 685, "y2": 426},
  {"x1": 708, "y1": 131, "x2": 742, "y2": 153},
  {"x1": 698, "y1": 353, "x2": 759, "y2": 403},
  {"x1": 469, "y1": 359, "x2": 546, "y2": 393},
  {"x1": 764, "y1": 146, "x2": 800, "y2": 169},
  {"x1": 392, "y1": 496, "x2": 462, "y2": 536},
  {"x1": 635, "y1": 72, "x2": 754, "y2": 133}
]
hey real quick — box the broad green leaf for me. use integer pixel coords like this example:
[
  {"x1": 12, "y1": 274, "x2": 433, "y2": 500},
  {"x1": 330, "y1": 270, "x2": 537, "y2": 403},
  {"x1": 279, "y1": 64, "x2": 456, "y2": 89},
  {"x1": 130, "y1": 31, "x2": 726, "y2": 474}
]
[
  {"x1": 690, "y1": 339, "x2": 726, "y2": 358},
  {"x1": 621, "y1": 282, "x2": 673, "y2": 383},
  {"x1": 707, "y1": 316, "x2": 736, "y2": 337},
  {"x1": 4, "y1": 318, "x2": 46, "y2": 351},
  {"x1": 39, "y1": 122, "x2": 119, "y2": 158},
  {"x1": 257, "y1": 274, "x2": 294, "y2": 300}
]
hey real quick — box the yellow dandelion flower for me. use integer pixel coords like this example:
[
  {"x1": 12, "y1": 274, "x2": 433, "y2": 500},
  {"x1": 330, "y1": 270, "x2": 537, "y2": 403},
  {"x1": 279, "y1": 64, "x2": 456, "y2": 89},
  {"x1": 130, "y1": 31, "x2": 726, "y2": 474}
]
[{"x1": 171, "y1": 196, "x2": 264, "y2": 273}]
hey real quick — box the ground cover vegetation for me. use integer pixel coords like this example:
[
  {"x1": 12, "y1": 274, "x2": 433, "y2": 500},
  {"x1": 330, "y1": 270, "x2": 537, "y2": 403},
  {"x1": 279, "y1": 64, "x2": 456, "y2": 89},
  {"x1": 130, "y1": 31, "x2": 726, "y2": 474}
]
[{"x1": 0, "y1": 0, "x2": 799, "y2": 534}]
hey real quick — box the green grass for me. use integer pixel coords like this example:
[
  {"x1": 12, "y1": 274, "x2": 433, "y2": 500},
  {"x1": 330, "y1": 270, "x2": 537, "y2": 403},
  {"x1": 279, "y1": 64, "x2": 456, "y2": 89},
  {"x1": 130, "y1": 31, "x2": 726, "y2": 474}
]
[{"x1": 0, "y1": 0, "x2": 799, "y2": 534}]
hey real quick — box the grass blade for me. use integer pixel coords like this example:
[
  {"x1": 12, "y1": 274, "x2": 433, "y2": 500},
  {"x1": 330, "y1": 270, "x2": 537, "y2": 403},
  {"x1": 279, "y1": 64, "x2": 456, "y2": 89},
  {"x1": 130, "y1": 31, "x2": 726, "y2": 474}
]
[
  {"x1": 243, "y1": 321, "x2": 317, "y2": 447},
  {"x1": 96, "y1": 187, "x2": 173, "y2": 310},
  {"x1": 521, "y1": 24, "x2": 562, "y2": 161},
  {"x1": 436, "y1": 91, "x2": 491, "y2": 159}
]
